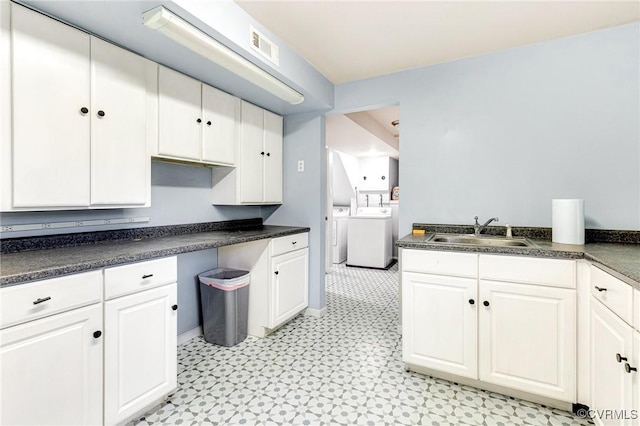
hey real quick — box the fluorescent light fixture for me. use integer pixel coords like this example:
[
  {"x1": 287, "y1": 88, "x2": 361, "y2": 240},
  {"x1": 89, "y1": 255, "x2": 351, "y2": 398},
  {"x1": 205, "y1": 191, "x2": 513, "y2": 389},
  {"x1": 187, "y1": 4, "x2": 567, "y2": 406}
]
[{"x1": 142, "y1": 6, "x2": 304, "y2": 105}]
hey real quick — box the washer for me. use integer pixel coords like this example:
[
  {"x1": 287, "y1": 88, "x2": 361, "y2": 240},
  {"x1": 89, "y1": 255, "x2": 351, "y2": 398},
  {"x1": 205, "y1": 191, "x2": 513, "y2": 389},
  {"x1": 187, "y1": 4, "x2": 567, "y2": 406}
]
[
  {"x1": 332, "y1": 207, "x2": 350, "y2": 264},
  {"x1": 347, "y1": 207, "x2": 393, "y2": 269}
]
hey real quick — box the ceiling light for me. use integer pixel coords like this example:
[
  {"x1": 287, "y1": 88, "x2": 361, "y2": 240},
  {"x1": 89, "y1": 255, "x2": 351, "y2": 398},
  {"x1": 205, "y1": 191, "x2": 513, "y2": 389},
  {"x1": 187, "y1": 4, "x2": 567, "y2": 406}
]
[{"x1": 142, "y1": 6, "x2": 304, "y2": 105}]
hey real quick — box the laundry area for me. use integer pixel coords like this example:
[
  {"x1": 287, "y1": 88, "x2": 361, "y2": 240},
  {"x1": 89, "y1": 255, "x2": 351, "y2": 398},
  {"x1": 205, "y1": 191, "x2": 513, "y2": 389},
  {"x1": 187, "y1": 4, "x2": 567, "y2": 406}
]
[{"x1": 326, "y1": 107, "x2": 400, "y2": 270}]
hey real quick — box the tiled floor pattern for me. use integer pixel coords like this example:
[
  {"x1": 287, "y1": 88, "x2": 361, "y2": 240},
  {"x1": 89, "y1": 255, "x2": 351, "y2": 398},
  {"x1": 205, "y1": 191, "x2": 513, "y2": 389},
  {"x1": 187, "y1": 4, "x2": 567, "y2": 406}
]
[{"x1": 132, "y1": 263, "x2": 592, "y2": 425}]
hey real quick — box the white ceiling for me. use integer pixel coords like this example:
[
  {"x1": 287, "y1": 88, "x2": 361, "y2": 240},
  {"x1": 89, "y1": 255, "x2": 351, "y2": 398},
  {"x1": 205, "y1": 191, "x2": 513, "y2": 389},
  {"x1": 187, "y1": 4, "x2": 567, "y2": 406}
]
[
  {"x1": 326, "y1": 107, "x2": 400, "y2": 159},
  {"x1": 236, "y1": 0, "x2": 640, "y2": 84}
]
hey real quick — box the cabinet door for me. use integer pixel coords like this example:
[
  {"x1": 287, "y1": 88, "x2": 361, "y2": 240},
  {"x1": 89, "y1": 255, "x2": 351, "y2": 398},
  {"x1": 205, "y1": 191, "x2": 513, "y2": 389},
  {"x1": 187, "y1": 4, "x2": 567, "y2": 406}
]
[
  {"x1": 0, "y1": 303, "x2": 103, "y2": 426},
  {"x1": 402, "y1": 272, "x2": 478, "y2": 378},
  {"x1": 269, "y1": 248, "x2": 308, "y2": 328},
  {"x1": 90, "y1": 37, "x2": 148, "y2": 206},
  {"x1": 263, "y1": 110, "x2": 283, "y2": 203},
  {"x1": 590, "y1": 298, "x2": 633, "y2": 425},
  {"x1": 479, "y1": 280, "x2": 576, "y2": 401},
  {"x1": 104, "y1": 283, "x2": 177, "y2": 425},
  {"x1": 240, "y1": 101, "x2": 265, "y2": 203},
  {"x1": 11, "y1": 4, "x2": 90, "y2": 208},
  {"x1": 202, "y1": 84, "x2": 239, "y2": 165},
  {"x1": 158, "y1": 66, "x2": 202, "y2": 161}
]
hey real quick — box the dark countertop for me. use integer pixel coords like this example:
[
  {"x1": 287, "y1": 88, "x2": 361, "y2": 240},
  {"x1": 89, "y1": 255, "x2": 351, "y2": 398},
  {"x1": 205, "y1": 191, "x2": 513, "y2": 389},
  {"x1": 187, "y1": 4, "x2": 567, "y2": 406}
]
[
  {"x1": 397, "y1": 233, "x2": 640, "y2": 289},
  {"x1": 0, "y1": 225, "x2": 309, "y2": 287}
]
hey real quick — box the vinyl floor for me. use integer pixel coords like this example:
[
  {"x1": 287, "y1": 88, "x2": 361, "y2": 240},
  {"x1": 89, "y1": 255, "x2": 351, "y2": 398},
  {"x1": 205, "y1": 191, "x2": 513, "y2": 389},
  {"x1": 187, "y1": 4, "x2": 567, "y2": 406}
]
[{"x1": 131, "y1": 263, "x2": 592, "y2": 425}]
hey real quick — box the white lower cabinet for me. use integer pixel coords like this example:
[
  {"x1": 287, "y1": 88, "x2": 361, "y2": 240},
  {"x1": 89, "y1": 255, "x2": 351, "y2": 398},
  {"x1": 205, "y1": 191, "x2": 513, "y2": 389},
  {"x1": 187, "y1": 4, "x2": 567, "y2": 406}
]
[
  {"x1": 0, "y1": 273, "x2": 103, "y2": 426},
  {"x1": 588, "y1": 264, "x2": 640, "y2": 426},
  {"x1": 401, "y1": 249, "x2": 577, "y2": 403},
  {"x1": 402, "y1": 271, "x2": 477, "y2": 378},
  {"x1": 218, "y1": 232, "x2": 309, "y2": 337},
  {"x1": 270, "y1": 248, "x2": 309, "y2": 328},
  {"x1": 103, "y1": 257, "x2": 178, "y2": 425},
  {"x1": 479, "y1": 280, "x2": 576, "y2": 401},
  {"x1": 0, "y1": 257, "x2": 178, "y2": 426}
]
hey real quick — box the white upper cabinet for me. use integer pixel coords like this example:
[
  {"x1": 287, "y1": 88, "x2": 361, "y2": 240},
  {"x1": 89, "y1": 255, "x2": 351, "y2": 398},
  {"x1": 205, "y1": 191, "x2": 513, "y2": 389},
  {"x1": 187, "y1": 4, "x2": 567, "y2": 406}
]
[
  {"x1": 11, "y1": 3, "x2": 91, "y2": 208},
  {"x1": 239, "y1": 101, "x2": 265, "y2": 203},
  {"x1": 212, "y1": 101, "x2": 283, "y2": 205},
  {"x1": 158, "y1": 66, "x2": 202, "y2": 161},
  {"x1": 3, "y1": 3, "x2": 152, "y2": 211},
  {"x1": 91, "y1": 37, "x2": 149, "y2": 206},
  {"x1": 202, "y1": 84, "x2": 239, "y2": 165},
  {"x1": 157, "y1": 65, "x2": 239, "y2": 166}
]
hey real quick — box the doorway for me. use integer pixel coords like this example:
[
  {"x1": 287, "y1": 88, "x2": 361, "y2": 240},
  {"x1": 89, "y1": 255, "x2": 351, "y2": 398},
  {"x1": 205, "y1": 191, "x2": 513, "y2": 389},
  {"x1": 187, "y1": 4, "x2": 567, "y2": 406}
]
[{"x1": 324, "y1": 105, "x2": 400, "y2": 273}]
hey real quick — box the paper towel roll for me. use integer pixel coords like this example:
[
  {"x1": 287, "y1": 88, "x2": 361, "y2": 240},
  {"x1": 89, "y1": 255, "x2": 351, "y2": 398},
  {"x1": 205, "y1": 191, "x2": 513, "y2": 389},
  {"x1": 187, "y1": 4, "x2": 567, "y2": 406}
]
[{"x1": 552, "y1": 199, "x2": 585, "y2": 245}]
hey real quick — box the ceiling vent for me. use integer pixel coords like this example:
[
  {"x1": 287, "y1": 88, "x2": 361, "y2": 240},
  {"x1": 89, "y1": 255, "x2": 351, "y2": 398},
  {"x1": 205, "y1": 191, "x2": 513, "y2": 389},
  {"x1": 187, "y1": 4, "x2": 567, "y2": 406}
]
[{"x1": 250, "y1": 26, "x2": 279, "y2": 66}]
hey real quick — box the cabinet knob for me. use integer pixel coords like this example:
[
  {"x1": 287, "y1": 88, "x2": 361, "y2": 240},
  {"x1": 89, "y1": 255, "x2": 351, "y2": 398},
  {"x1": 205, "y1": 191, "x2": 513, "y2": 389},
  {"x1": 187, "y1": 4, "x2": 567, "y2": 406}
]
[
  {"x1": 142, "y1": 274, "x2": 154, "y2": 279},
  {"x1": 261, "y1": 152, "x2": 265, "y2": 156},
  {"x1": 80, "y1": 107, "x2": 89, "y2": 114},
  {"x1": 594, "y1": 286, "x2": 607, "y2": 292},
  {"x1": 266, "y1": 152, "x2": 271, "y2": 156},
  {"x1": 171, "y1": 304, "x2": 178, "y2": 311},
  {"x1": 197, "y1": 118, "x2": 202, "y2": 123},
  {"x1": 381, "y1": 176, "x2": 386, "y2": 180},
  {"x1": 616, "y1": 353, "x2": 628, "y2": 363},
  {"x1": 274, "y1": 271, "x2": 279, "y2": 275},
  {"x1": 207, "y1": 121, "x2": 212, "y2": 126},
  {"x1": 468, "y1": 299, "x2": 475, "y2": 305},
  {"x1": 483, "y1": 301, "x2": 490, "y2": 307},
  {"x1": 97, "y1": 110, "x2": 105, "y2": 117},
  {"x1": 93, "y1": 330, "x2": 102, "y2": 339},
  {"x1": 625, "y1": 363, "x2": 637, "y2": 374},
  {"x1": 33, "y1": 296, "x2": 51, "y2": 305},
  {"x1": 363, "y1": 176, "x2": 367, "y2": 181}
]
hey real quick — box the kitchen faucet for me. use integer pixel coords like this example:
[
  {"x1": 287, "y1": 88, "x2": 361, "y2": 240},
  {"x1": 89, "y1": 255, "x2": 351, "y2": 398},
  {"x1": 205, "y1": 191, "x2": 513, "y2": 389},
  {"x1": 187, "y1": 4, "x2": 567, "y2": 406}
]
[{"x1": 473, "y1": 216, "x2": 499, "y2": 236}]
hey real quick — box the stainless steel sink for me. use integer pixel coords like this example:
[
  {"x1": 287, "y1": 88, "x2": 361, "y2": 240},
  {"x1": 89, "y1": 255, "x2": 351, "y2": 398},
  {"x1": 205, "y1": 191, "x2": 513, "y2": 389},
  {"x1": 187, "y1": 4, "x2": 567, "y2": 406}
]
[{"x1": 428, "y1": 234, "x2": 534, "y2": 247}]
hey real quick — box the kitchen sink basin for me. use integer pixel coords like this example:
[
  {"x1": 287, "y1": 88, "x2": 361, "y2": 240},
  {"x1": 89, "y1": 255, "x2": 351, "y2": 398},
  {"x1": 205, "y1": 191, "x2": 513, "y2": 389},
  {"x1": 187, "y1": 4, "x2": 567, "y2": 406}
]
[{"x1": 428, "y1": 234, "x2": 534, "y2": 247}]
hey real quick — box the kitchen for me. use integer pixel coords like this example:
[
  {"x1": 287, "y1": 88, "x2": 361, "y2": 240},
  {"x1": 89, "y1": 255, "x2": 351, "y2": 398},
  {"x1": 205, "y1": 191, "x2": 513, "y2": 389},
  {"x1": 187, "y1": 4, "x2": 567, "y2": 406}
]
[{"x1": 1, "y1": 0, "x2": 639, "y2": 425}]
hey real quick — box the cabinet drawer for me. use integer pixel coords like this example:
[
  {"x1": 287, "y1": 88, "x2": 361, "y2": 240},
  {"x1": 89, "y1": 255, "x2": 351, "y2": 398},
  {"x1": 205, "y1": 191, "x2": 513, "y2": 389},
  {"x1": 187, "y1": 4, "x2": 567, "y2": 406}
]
[
  {"x1": 591, "y1": 265, "x2": 633, "y2": 324},
  {"x1": 0, "y1": 271, "x2": 102, "y2": 329},
  {"x1": 479, "y1": 255, "x2": 575, "y2": 288},
  {"x1": 271, "y1": 233, "x2": 308, "y2": 257},
  {"x1": 401, "y1": 249, "x2": 477, "y2": 278},
  {"x1": 104, "y1": 257, "x2": 177, "y2": 300}
]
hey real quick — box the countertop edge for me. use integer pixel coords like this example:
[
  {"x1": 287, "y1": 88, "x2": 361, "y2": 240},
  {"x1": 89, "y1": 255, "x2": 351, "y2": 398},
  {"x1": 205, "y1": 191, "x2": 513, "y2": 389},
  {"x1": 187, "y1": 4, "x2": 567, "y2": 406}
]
[
  {"x1": 397, "y1": 235, "x2": 640, "y2": 289},
  {"x1": 0, "y1": 227, "x2": 310, "y2": 287}
]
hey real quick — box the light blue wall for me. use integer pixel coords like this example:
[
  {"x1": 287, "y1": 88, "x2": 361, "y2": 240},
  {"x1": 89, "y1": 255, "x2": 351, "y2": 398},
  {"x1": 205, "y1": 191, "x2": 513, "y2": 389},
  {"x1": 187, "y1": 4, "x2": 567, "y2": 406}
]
[
  {"x1": 0, "y1": 161, "x2": 262, "y2": 238},
  {"x1": 176, "y1": 248, "x2": 217, "y2": 335},
  {"x1": 335, "y1": 23, "x2": 640, "y2": 236},
  {"x1": 263, "y1": 113, "x2": 327, "y2": 311}
]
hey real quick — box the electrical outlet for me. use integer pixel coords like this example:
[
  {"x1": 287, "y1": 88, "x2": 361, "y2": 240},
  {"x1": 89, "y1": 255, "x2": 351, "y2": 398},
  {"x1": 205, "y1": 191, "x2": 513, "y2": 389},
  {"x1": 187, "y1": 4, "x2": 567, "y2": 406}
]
[{"x1": 297, "y1": 160, "x2": 304, "y2": 172}]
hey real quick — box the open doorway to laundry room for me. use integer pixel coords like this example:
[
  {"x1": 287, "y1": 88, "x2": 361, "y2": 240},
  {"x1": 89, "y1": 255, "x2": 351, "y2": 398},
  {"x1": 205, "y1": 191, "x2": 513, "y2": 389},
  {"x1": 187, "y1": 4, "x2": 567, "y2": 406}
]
[{"x1": 324, "y1": 105, "x2": 400, "y2": 275}]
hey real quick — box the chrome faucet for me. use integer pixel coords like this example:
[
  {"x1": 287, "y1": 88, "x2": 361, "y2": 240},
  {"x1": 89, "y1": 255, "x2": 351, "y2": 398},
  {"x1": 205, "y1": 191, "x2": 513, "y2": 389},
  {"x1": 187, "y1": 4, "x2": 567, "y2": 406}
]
[{"x1": 473, "y1": 216, "x2": 499, "y2": 236}]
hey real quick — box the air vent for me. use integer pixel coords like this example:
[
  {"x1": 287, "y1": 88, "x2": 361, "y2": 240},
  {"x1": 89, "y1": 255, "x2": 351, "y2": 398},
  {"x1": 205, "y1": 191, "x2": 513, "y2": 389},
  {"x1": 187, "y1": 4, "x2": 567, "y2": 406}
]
[{"x1": 250, "y1": 26, "x2": 279, "y2": 66}]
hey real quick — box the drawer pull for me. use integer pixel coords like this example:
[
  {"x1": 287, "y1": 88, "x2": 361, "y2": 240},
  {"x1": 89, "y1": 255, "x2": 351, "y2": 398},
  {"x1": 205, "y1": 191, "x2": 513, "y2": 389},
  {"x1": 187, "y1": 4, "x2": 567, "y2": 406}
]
[
  {"x1": 292, "y1": 241, "x2": 297, "y2": 245},
  {"x1": 616, "y1": 353, "x2": 628, "y2": 363},
  {"x1": 625, "y1": 363, "x2": 637, "y2": 374},
  {"x1": 93, "y1": 330, "x2": 102, "y2": 339},
  {"x1": 594, "y1": 286, "x2": 607, "y2": 292},
  {"x1": 142, "y1": 274, "x2": 154, "y2": 279},
  {"x1": 171, "y1": 304, "x2": 178, "y2": 311},
  {"x1": 33, "y1": 296, "x2": 51, "y2": 305}
]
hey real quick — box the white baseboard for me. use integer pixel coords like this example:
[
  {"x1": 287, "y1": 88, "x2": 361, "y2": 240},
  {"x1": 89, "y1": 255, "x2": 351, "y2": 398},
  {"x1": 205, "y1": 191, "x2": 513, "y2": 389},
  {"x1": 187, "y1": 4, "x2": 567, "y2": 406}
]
[
  {"x1": 304, "y1": 306, "x2": 327, "y2": 318},
  {"x1": 177, "y1": 326, "x2": 202, "y2": 345}
]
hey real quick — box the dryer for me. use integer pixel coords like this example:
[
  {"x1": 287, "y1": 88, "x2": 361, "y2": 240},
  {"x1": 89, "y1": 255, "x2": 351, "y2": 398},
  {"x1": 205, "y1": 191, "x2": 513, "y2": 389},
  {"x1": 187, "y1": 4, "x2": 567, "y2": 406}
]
[{"x1": 332, "y1": 207, "x2": 350, "y2": 264}]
